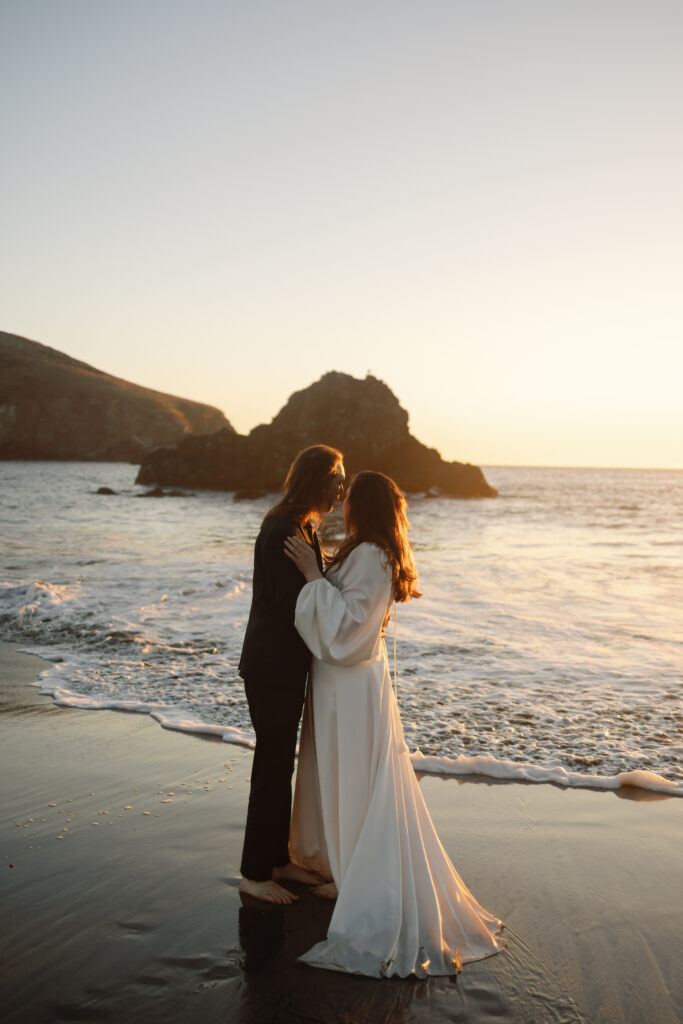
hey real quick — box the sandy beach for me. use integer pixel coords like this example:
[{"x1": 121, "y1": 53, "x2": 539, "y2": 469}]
[{"x1": 1, "y1": 640, "x2": 681, "y2": 1024}]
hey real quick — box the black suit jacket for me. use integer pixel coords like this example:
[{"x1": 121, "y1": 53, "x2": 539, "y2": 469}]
[{"x1": 238, "y1": 515, "x2": 323, "y2": 688}]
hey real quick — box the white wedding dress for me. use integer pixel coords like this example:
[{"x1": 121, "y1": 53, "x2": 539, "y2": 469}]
[{"x1": 289, "y1": 542, "x2": 505, "y2": 978}]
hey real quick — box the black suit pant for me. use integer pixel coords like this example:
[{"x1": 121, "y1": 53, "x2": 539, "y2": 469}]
[{"x1": 240, "y1": 676, "x2": 306, "y2": 881}]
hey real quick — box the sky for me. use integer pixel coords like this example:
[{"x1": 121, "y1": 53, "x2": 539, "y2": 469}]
[{"x1": 2, "y1": 0, "x2": 682, "y2": 468}]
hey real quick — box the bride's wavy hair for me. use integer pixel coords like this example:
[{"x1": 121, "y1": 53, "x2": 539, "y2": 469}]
[
  {"x1": 327, "y1": 471, "x2": 421, "y2": 604},
  {"x1": 264, "y1": 444, "x2": 343, "y2": 525}
]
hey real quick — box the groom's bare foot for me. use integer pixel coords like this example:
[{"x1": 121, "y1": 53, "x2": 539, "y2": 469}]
[
  {"x1": 273, "y1": 863, "x2": 325, "y2": 886},
  {"x1": 312, "y1": 881, "x2": 338, "y2": 900},
  {"x1": 239, "y1": 877, "x2": 298, "y2": 905}
]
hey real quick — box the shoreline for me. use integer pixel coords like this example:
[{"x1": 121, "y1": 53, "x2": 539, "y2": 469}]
[
  {"x1": 2, "y1": 640, "x2": 682, "y2": 1023},
  {"x1": 19, "y1": 643, "x2": 683, "y2": 799},
  {"x1": 3, "y1": 460, "x2": 681, "y2": 803}
]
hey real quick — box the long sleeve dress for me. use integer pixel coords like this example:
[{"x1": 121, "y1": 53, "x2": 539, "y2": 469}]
[{"x1": 289, "y1": 542, "x2": 505, "y2": 978}]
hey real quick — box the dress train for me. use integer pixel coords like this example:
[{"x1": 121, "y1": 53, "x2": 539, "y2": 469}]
[{"x1": 289, "y1": 543, "x2": 505, "y2": 978}]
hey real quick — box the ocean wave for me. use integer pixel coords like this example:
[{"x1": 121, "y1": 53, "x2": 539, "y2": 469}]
[
  {"x1": 3, "y1": 462, "x2": 682, "y2": 801},
  {"x1": 410, "y1": 750, "x2": 683, "y2": 797},
  {"x1": 0, "y1": 578, "x2": 82, "y2": 618},
  {"x1": 27, "y1": 667, "x2": 683, "y2": 798},
  {"x1": 42, "y1": 683, "x2": 256, "y2": 749}
]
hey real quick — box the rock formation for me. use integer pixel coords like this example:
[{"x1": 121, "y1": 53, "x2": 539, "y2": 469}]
[
  {"x1": 137, "y1": 372, "x2": 497, "y2": 498},
  {"x1": 0, "y1": 331, "x2": 232, "y2": 460}
]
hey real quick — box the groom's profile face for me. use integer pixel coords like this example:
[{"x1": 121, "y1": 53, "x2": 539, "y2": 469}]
[{"x1": 320, "y1": 463, "x2": 345, "y2": 514}]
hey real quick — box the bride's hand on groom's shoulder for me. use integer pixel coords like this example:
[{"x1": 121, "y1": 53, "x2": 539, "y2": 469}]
[{"x1": 284, "y1": 536, "x2": 323, "y2": 583}]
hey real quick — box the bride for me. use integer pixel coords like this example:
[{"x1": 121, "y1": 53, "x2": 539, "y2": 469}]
[{"x1": 283, "y1": 470, "x2": 505, "y2": 978}]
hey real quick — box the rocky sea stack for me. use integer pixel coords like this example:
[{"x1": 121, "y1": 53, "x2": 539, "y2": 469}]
[
  {"x1": 137, "y1": 372, "x2": 497, "y2": 498},
  {"x1": 0, "y1": 331, "x2": 232, "y2": 460}
]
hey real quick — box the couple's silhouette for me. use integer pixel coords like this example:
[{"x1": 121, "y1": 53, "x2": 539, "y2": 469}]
[{"x1": 238, "y1": 445, "x2": 504, "y2": 977}]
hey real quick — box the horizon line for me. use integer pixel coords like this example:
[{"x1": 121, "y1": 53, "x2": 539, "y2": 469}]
[{"x1": 482, "y1": 464, "x2": 683, "y2": 472}]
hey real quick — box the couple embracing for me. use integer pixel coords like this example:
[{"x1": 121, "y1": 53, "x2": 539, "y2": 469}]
[{"x1": 238, "y1": 445, "x2": 505, "y2": 978}]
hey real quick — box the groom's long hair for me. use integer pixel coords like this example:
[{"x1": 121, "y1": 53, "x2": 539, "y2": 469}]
[
  {"x1": 264, "y1": 444, "x2": 343, "y2": 525},
  {"x1": 327, "y1": 471, "x2": 421, "y2": 604}
]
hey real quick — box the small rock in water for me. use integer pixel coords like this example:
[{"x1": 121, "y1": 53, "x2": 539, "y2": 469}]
[
  {"x1": 96, "y1": 486, "x2": 117, "y2": 495},
  {"x1": 138, "y1": 486, "x2": 195, "y2": 498}
]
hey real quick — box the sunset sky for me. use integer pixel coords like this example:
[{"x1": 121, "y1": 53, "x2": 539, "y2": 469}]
[{"x1": 2, "y1": 1, "x2": 682, "y2": 468}]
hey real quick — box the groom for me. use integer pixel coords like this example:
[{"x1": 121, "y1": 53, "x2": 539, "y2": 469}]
[{"x1": 239, "y1": 444, "x2": 345, "y2": 904}]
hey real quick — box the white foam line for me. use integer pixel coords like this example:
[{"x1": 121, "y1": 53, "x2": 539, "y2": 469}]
[
  {"x1": 31, "y1": 672, "x2": 682, "y2": 797},
  {"x1": 411, "y1": 750, "x2": 683, "y2": 797},
  {"x1": 152, "y1": 714, "x2": 255, "y2": 750},
  {"x1": 40, "y1": 685, "x2": 256, "y2": 750}
]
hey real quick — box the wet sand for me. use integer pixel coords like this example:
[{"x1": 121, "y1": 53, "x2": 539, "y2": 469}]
[{"x1": 1, "y1": 640, "x2": 681, "y2": 1023}]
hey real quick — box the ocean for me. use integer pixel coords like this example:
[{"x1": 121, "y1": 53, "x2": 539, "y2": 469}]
[{"x1": 1, "y1": 461, "x2": 681, "y2": 796}]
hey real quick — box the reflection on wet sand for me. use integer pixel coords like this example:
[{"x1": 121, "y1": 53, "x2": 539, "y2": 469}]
[{"x1": 232, "y1": 893, "x2": 588, "y2": 1024}]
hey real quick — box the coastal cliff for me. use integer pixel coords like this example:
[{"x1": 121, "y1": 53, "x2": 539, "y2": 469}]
[
  {"x1": 137, "y1": 371, "x2": 497, "y2": 498},
  {"x1": 0, "y1": 332, "x2": 233, "y2": 461}
]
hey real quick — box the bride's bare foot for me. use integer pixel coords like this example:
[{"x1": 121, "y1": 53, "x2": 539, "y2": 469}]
[
  {"x1": 312, "y1": 881, "x2": 338, "y2": 900},
  {"x1": 239, "y1": 877, "x2": 298, "y2": 905},
  {"x1": 273, "y1": 863, "x2": 325, "y2": 886}
]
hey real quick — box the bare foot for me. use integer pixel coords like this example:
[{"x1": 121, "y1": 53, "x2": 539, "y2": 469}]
[
  {"x1": 273, "y1": 863, "x2": 325, "y2": 886},
  {"x1": 312, "y1": 881, "x2": 338, "y2": 900},
  {"x1": 239, "y1": 877, "x2": 298, "y2": 905}
]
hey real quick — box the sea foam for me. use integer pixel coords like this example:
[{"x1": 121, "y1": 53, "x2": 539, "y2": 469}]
[
  {"x1": 410, "y1": 751, "x2": 683, "y2": 797},
  {"x1": 2, "y1": 461, "x2": 682, "y2": 798}
]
